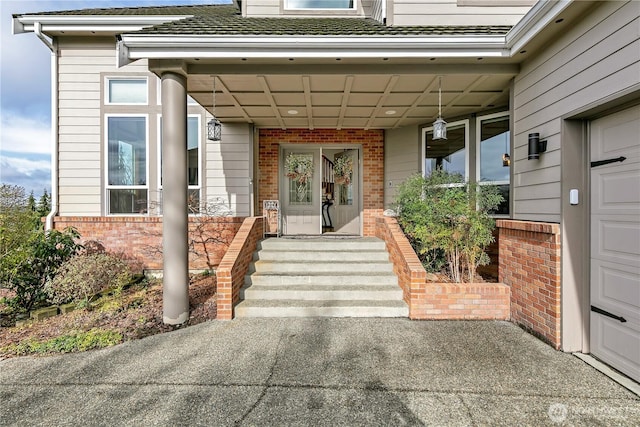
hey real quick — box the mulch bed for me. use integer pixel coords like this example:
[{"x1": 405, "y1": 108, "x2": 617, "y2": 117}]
[{"x1": 0, "y1": 275, "x2": 217, "y2": 358}]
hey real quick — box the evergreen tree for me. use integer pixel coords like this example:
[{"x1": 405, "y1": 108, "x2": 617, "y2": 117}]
[{"x1": 37, "y1": 189, "x2": 51, "y2": 219}]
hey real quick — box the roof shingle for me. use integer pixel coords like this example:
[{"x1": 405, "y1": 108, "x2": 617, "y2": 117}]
[{"x1": 17, "y1": 3, "x2": 512, "y2": 37}]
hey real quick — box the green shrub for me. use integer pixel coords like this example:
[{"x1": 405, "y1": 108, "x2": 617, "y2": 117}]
[
  {"x1": 45, "y1": 252, "x2": 134, "y2": 307},
  {"x1": 3, "y1": 329, "x2": 123, "y2": 355},
  {"x1": 0, "y1": 227, "x2": 82, "y2": 311},
  {"x1": 395, "y1": 171, "x2": 503, "y2": 283}
]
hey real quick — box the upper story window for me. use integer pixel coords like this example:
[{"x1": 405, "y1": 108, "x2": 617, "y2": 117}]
[
  {"x1": 107, "y1": 78, "x2": 148, "y2": 105},
  {"x1": 285, "y1": 0, "x2": 355, "y2": 10}
]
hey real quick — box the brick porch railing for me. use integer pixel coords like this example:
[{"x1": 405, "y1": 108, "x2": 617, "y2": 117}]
[
  {"x1": 216, "y1": 216, "x2": 264, "y2": 320},
  {"x1": 376, "y1": 216, "x2": 510, "y2": 320}
]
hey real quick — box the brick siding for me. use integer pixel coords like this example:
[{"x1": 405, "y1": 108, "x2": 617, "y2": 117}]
[
  {"x1": 376, "y1": 216, "x2": 510, "y2": 320},
  {"x1": 51, "y1": 216, "x2": 243, "y2": 271},
  {"x1": 216, "y1": 216, "x2": 264, "y2": 320},
  {"x1": 498, "y1": 220, "x2": 562, "y2": 349},
  {"x1": 258, "y1": 129, "x2": 384, "y2": 236}
]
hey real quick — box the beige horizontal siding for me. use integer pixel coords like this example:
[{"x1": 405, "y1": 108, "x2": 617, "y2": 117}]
[
  {"x1": 512, "y1": 0, "x2": 640, "y2": 223},
  {"x1": 205, "y1": 122, "x2": 252, "y2": 216},
  {"x1": 384, "y1": 125, "x2": 420, "y2": 209},
  {"x1": 56, "y1": 37, "x2": 151, "y2": 216},
  {"x1": 391, "y1": 0, "x2": 530, "y2": 26}
]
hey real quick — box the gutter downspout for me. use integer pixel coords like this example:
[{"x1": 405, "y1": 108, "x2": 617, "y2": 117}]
[{"x1": 34, "y1": 22, "x2": 58, "y2": 230}]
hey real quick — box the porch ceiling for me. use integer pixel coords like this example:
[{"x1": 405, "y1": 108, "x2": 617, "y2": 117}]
[{"x1": 184, "y1": 64, "x2": 517, "y2": 130}]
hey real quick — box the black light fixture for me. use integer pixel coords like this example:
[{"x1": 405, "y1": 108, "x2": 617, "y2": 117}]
[
  {"x1": 502, "y1": 153, "x2": 511, "y2": 167},
  {"x1": 207, "y1": 76, "x2": 222, "y2": 142},
  {"x1": 432, "y1": 76, "x2": 447, "y2": 140},
  {"x1": 528, "y1": 132, "x2": 547, "y2": 160}
]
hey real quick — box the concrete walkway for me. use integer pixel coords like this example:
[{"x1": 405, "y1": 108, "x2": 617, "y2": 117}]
[{"x1": 1, "y1": 319, "x2": 638, "y2": 426}]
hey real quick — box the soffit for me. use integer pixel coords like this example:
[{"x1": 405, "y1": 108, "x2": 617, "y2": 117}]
[{"x1": 186, "y1": 71, "x2": 514, "y2": 130}]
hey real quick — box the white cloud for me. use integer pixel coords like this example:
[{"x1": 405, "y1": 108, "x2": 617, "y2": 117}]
[
  {"x1": 0, "y1": 153, "x2": 51, "y2": 195},
  {"x1": 0, "y1": 112, "x2": 51, "y2": 155}
]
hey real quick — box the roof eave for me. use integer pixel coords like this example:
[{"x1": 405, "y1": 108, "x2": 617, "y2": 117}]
[
  {"x1": 12, "y1": 15, "x2": 193, "y2": 35},
  {"x1": 117, "y1": 35, "x2": 510, "y2": 67}
]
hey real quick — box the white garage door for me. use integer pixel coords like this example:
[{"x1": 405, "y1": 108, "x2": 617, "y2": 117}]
[{"x1": 590, "y1": 105, "x2": 640, "y2": 383}]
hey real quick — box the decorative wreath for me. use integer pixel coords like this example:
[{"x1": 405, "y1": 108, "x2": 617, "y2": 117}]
[{"x1": 285, "y1": 153, "x2": 314, "y2": 184}]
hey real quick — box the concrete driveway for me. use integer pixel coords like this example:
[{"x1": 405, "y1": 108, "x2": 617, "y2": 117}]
[{"x1": 1, "y1": 319, "x2": 638, "y2": 426}]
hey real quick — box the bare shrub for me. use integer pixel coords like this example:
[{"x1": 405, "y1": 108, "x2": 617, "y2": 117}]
[{"x1": 46, "y1": 253, "x2": 133, "y2": 306}]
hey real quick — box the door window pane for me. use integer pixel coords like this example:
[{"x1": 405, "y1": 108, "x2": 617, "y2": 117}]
[
  {"x1": 108, "y1": 79, "x2": 147, "y2": 104},
  {"x1": 425, "y1": 123, "x2": 466, "y2": 178}
]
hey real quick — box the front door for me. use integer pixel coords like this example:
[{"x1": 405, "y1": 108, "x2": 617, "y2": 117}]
[
  {"x1": 282, "y1": 148, "x2": 321, "y2": 235},
  {"x1": 589, "y1": 105, "x2": 640, "y2": 383},
  {"x1": 332, "y1": 149, "x2": 360, "y2": 234}
]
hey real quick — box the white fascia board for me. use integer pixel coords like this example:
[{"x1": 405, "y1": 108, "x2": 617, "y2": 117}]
[
  {"x1": 120, "y1": 35, "x2": 510, "y2": 60},
  {"x1": 13, "y1": 15, "x2": 191, "y2": 35},
  {"x1": 505, "y1": 0, "x2": 573, "y2": 54}
]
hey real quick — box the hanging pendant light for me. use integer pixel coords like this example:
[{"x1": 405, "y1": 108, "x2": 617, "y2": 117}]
[
  {"x1": 502, "y1": 129, "x2": 510, "y2": 166},
  {"x1": 432, "y1": 76, "x2": 447, "y2": 140},
  {"x1": 207, "y1": 76, "x2": 222, "y2": 142}
]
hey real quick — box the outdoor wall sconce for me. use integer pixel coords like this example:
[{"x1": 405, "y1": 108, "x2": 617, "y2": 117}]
[
  {"x1": 528, "y1": 133, "x2": 547, "y2": 160},
  {"x1": 502, "y1": 153, "x2": 511, "y2": 167}
]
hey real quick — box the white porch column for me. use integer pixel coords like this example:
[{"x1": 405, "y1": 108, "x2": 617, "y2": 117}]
[{"x1": 161, "y1": 71, "x2": 189, "y2": 325}]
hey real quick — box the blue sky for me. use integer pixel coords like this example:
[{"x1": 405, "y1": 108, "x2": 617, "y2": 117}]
[{"x1": 0, "y1": 0, "x2": 226, "y2": 196}]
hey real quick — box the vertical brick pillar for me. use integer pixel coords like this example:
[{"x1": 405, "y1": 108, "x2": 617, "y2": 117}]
[{"x1": 498, "y1": 220, "x2": 561, "y2": 348}]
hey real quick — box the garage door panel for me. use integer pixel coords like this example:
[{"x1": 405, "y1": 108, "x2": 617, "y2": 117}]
[
  {"x1": 590, "y1": 104, "x2": 640, "y2": 383},
  {"x1": 591, "y1": 260, "x2": 640, "y2": 323},
  {"x1": 591, "y1": 217, "x2": 640, "y2": 262},
  {"x1": 591, "y1": 106, "x2": 640, "y2": 159},
  {"x1": 591, "y1": 162, "x2": 640, "y2": 215},
  {"x1": 590, "y1": 315, "x2": 640, "y2": 382}
]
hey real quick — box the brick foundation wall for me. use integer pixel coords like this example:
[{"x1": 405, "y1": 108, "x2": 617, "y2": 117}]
[
  {"x1": 52, "y1": 216, "x2": 244, "y2": 271},
  {"x1": 376, "y1": 216, "x2": 510, "y2": 320},
  {"x1": 216, "y1": 216, "x2": 264, "y2": 320},
  {"x1": 498, "y1": 220, "x2": 561, "y2": 348},
  {"x1": 258, "y1": 129, "x2": 384, "y2": 236}
]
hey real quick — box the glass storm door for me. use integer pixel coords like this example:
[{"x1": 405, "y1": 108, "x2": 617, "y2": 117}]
[{"x1": 282, "y1": 148, "x2": 321, "y2": 235}]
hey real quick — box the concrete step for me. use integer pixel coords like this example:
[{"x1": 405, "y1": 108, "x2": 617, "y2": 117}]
[
  {"x1": 257, "y1": 237, "x2": 386, "y2": 252},
  {"x1": 240, "y1": 284, "x2": 403, "y2": 301},
  {"x1": 249, "y1": 260, "x2": 394, "y2": 274},
  {"x1": 253, "y1": 250, "x2": 390, "y2": 262},
  {"x1": 245, "y1": 273, "x2": 398, "y2": 287},
  {"x1": 239, "y1": 236, "x2": 407, "y2": 318},
  {"x1": 235, "y1": 299, "x2": 409, "y2": 318}
]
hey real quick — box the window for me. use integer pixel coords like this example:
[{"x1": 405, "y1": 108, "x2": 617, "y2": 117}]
[
  {"x1": 286, "y1": 0, "x2": 355, "y2": 9},
  {"x1": 107, "y1": 78, "x2": 147, "y2": 104},
  {"x1": 477, "y1": 113, "x2": 510, "y2": 215},
  {"x1": 159, "y1": 115, "x2": 202, "y2": 213},
  {"x1": 423, "y1": 120, "x2": 469, "y2": 180},
  {"x1": 106, "y1": 116, "x2": 148, "y2": 214}
]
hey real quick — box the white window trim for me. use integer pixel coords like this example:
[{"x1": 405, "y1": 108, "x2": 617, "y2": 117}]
[
  {"x1": 105, "y1": 76, "x2": 148, "y2": 106},
  {"x1": 421, "y1": 119, "x2": 470, "y2": 182},
  {"x1": 104, "y1": 113, "x2": 149, "y2": 215},
  {"x1": 475, "y1": 111, "x2": 510, "y2": 217}
]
